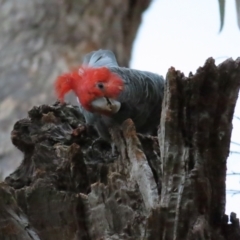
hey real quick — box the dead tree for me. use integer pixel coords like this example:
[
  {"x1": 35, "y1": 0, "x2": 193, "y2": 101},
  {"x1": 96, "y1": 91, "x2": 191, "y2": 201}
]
[{"x1": 0, "y1": 58, "x2": 240, "y2": 240}]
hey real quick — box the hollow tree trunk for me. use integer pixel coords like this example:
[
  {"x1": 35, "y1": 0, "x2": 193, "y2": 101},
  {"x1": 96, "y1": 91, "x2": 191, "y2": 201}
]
[
  {"x1": 0, "y1": 0, "x2": 150, "y2": 178},
  {"x1": 1, "y1": 58, "x2": 240, "y2": 240}
]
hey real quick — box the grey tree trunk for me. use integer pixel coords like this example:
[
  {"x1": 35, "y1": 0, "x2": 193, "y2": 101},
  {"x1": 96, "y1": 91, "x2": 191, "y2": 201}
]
[
  {"x1": 1, "y1": 58, "x2": 240, "y2": 240},
  {"x1": 0, "y1": 0, "x2": 150, "y2": 178}
]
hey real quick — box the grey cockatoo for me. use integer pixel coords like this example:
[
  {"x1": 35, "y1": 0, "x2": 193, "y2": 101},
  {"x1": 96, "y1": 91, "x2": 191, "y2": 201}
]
[{"x1": 55, "y1": 49, "x2": 165, "y2": 143}]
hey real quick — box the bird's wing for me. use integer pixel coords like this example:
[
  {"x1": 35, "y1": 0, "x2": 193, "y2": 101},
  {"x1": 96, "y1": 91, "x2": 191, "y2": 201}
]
[
  {"x1": 109, "y1": 67, "x2": 165, "y2": 131},
  {"x1": 83, "y1": 49, "x2": 119, "y2": 68}
]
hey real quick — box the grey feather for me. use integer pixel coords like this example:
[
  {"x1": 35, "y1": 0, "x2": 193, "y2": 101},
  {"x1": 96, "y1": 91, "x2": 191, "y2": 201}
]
[
  {"x1": 79, "y1": 50, "x2": 165, "y2": 142},
  {"x1": 83, "y1": 49, "x2": 119, "y2": 68},
  {"x1": 76, "y1": 97, "x2": 96, "y2": 124},
  {"x1": 109, "y1": 67, "x2": 164, "y2": 134}
]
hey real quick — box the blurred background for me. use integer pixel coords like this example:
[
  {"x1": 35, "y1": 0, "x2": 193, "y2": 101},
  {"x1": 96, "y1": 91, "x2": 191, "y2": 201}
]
[{"x1": 0, "y1": 0, "x2": 239, "y2": 219}]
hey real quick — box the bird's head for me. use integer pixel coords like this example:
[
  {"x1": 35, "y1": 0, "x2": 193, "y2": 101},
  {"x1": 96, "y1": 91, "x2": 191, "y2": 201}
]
[{"x1": 55, "y1": 66, "x2": 124, "y2": 115}]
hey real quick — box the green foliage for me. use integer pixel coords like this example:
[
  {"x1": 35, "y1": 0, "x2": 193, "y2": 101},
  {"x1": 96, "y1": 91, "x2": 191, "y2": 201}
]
[
  {"x1": 218, "y1": 0, "x2": 240, "y2": 32},
  {"x1": 236, "y1": 0, "x2": 240, "y2": 29}
]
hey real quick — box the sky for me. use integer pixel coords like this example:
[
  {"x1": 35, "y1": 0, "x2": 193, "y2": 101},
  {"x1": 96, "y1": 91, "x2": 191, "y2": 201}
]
[{"x1": 131, "y1": 0, "x2": 240, "y2": 219}]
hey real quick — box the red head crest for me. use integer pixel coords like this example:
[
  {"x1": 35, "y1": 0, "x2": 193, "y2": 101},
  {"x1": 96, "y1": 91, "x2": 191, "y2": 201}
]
[
  {"x1": 54, "y1": 66, "x2": 124, "y2": 112},
  {"x1": 54, "y1": 69, "x2": 82, "y2": 102}
]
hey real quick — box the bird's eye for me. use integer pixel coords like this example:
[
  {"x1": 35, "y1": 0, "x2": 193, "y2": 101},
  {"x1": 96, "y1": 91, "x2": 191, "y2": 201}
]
[{"x1": 97, "y1": 82, "x2": 104, "y2": 90}]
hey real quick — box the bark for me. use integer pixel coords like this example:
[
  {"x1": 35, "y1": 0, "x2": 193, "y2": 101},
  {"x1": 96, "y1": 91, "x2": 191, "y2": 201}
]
[
  {"x1": 0, "y1": 0, "x2": 150, "y2": 179},
  {"x1": 1, "y1": 58, "x2": 240, "y2": 240}
]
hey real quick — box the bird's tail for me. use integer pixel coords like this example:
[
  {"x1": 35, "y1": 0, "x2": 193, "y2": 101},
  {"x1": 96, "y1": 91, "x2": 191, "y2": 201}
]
[{"x1": 55, "y1": 69, "x2": 82, "y2": 102}]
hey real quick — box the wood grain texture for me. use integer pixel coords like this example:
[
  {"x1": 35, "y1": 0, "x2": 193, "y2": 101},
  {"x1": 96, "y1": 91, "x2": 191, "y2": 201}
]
[{"x1": 1, "y1": 58, "x2": 240, "y2": 239}]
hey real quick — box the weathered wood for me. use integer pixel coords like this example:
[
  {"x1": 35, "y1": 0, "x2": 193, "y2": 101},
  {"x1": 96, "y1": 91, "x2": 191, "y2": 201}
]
[
  {"x1": 3, "y1": 101, "x2": 160, "y2": 239},
  {"x1": 1, "y1": 58, "x2": 240, "y2": 239},
  {"x1": 152, "y1": 58, "x2": 240, "y2": 240}
]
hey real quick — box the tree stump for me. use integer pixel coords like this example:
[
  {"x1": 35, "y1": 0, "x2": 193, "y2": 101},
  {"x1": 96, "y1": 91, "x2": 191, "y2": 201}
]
[{"x1": 1, "y1": 58, "x2": 240, "y2": 240}]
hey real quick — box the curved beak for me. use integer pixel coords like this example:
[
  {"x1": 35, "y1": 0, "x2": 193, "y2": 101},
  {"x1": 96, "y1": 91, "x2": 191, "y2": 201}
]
[{"x1": 91, "y1": 97, "x2": 121, "y2": 114}]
